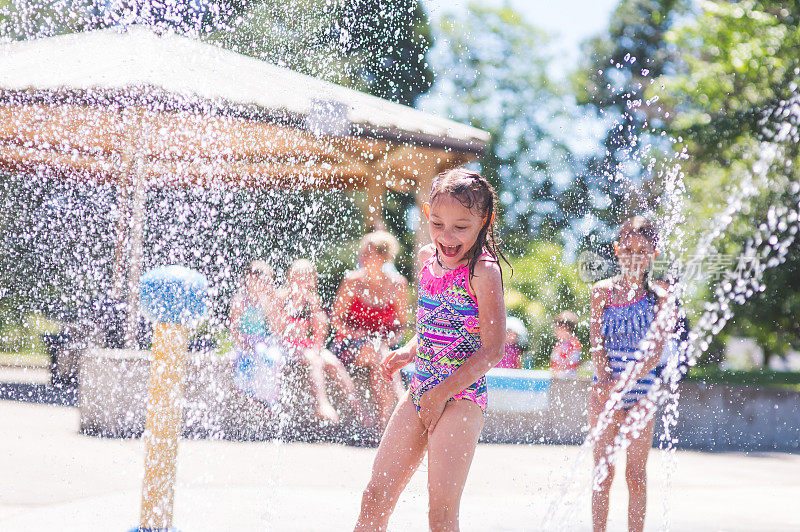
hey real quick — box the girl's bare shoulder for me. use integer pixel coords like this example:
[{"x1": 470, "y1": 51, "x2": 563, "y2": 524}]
[
  {"x1": 472, "y1": 257, "x2": 503, "y2": 287},
  {"x1": 390, "y1": 273, "x2": 409, "y2": 289},
  {"x1": 418, "y1": 244, "x2": 436, "y2": 266},
  {"x1": 343, "y1": 269, "x2": 365, "y2": 283},
  {"x1": 591, "y1": 278, "x2": 614, "y2": 301}
]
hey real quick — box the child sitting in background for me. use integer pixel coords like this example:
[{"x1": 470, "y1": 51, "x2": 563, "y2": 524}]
[
  {"x1": 496, "y1": 316, "x2": 527, "y2": 369},
  {"x1": 550, "y1": 310, "x2": 582, "y2": 378},
  {"x1": 278, "y1": 259, "x2": 369, "y2": 425}
]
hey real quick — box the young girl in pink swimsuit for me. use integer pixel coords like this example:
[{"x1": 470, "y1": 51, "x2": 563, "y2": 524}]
[{"x1": 354, "y1": 168, "x2": 508, "y2": 532}]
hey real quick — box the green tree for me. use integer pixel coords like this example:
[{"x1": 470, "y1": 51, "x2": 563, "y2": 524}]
[
  {"x1": 1, "y1": 1, "x2": 434, "y2": 106},
  {"x1": 331, "y1": 0, "x2": 434, "y2": 105},
  {"x1": 424, "y1": 2, "x2": 573, "y2": 242},
  {"x1": 0, "y1": 0, "x2": 95, "y2": 39},
  {"x1": 654, "y1": 0, "x2": 800, "y2": 361},
  {"x1": 210, "y1": 0, "x2": 434, "y2": 105},
  {"x1": 505, "y1": 241, "x2": 591, "y2": 368},
  {"x1": 569, "y1": 0, "x2": 688, "y2": 232}
]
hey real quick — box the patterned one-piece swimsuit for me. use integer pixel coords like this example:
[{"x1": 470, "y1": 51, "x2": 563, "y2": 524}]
[
  {"x1": 409, "y1": 254, "x2": 489, "y2": 415},
  {"x1": 597, "y1": 289, "x2": 665, "y2": 410}
]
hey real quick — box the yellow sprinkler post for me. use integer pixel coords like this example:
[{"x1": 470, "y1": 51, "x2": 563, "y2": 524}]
[{"x1": 132, "y1": 266, "x2": 209, "y2": 532}]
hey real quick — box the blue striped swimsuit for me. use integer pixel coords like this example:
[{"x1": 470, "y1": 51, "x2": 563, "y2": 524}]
[{"x1": 599, "y1": 290, "x2": 664, "y2": 410}]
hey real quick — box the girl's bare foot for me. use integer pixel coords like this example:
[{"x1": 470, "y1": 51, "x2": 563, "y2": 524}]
[{"x1": 316, "y1": 401, "x2": 340, "y2": 424}]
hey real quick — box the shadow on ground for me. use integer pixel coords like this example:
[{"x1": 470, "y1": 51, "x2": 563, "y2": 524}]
[{"x1": 0, "y1": 382, "x2": 78, "y2": 406}]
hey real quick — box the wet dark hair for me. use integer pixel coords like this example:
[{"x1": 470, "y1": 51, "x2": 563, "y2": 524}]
[
  {"x1": 429, "y1": 167, "x2": 510, "y2": 280},
  {"x1": 618, "y1": 216, "x2": 658, "y2": 249},
  {"x1": 617, "y1": 215, "x2": 658, "y2": 300}
]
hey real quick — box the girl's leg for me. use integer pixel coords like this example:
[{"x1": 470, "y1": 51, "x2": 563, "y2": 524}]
[
  {"x1": 623, "y1": 402, "x2": 657, "y2": 532},
  {"x1": 356, "y1": 341, "x2": 395, "y2": 429},
  {"x1": 426, "y1": 400, "x2": 484, "y2": 532},
  {"x1": 320, "y1": 348, "x2": 359, "y2": 398},
  {"x1": 391, "y1": 371, "x2": 406, "y2": 400},
  {"x1": 299, "y1": 348, "x2": 338, "y2": 423},
  {"x1": 320, "y1": 349, "x2": 374, "y2": 426},
  {"x1": 355, "y1": 393, "x2": 427, "y2": 532},
  {"x1": 589, "y1": 392, "x2": 625, "y2": 532},
  {"x1": 370, "y1": 368, "x2": 395, "y2": 430}
]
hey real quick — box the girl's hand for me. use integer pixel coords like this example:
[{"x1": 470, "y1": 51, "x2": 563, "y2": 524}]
[
  {"x1": 419, "y1": 388, "x2": 447, "y2": 434},
  {"x1": 380, "y1": 347, "x2": 414, "y2": 381},
  {"x1": 591, "y1": 376, "x2": 621, "y2": 411},
  {"x1": 349, "y1": 328, "x2": 368, "y2": 341}
]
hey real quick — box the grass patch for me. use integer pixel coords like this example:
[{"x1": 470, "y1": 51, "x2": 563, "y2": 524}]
[
  {"x1": 0, "y1": 351, "x2": 49, "y2": 368},
  {"x1": 685, "y1": 367, "x2": 800, "y2": 391}
]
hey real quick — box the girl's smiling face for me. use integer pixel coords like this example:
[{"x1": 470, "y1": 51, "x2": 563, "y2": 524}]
[
  {"x1": 426, "y1": 194, "x2": 485, "y2": 267},
  {"x1": 614, "y1": 232, "x2": 656, "y2": 280}
]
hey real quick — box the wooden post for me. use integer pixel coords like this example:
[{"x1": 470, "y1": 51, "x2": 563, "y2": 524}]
[
  {"x1": 124, "y1": 160, "x2": 146, "y2": 349},
  {"x1": 364, "y1": 169, "x2": 385, "y2": 231},
  {"x1": 120, "y1": 108, "x2": 147, "y2": 349},
  {"x1": 139, "y1": 322, "x2": 188, "y2": 529},
  {"x1": 111, "y1": 184, "x2": 131, "y2": 301},
  {"x1": 414, "y1": 165, "x2": 435, "y2": 262},
  {"x1": 136, "y1": 265, "x2": 209, "y2": 532}
]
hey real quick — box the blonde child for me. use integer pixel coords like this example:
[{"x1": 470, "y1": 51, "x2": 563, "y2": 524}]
[
  {"x1": 229, "y1": 261, "x2": 284, "y2": 405},
  {"x1": 354, "y1": 168, "x2": 508, "y2": 531},
  {"x1": 496, "y1": 316, "x2": 526, "y2": 369},
  {"x1": 278, "y1": 259, "x2": 369, "y2": 425},
  {"x1": 331, "y1": 231, "x2": 410, "y2": 430}
]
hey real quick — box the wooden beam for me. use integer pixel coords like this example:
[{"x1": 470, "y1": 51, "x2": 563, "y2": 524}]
[
  {"x1": 0, "y1": 142, "x2": 377, "y2": 190},
  {"x1": 1, "y1": 102, "x2": 476, "y2": 196},
  {"x1": 0, "y1": 103, "x2": 362, "y2": 162}
]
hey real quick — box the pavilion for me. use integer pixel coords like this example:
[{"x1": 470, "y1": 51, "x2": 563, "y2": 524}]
[{"x1": 0, "y1": 25, "x2": 489, "y2": 345}]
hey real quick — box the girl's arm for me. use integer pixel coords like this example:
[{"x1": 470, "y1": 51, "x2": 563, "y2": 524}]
[
  {"x1": 380, "y1": 333, "x2": 419, "y2": 380},
  {"x1": 590, "y1": 281, "x2": 612, "y2": 382},
  {"x1": 268, "y1": 288, "x2": 287, "y2": 339},
  {"x1": 419, "y1": 259, "x2": 505, "y2": 432},
  {"x1": 388, "y1": 276, "x2": 410, "y2": 344},
  {"x1": 310, "y1": 294, "x2": 329, "y2": 350}
]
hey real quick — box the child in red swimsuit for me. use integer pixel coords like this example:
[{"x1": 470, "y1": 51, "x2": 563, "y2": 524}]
[
  {"x1": 550, "y1": 310, "x2": 583, "y2": 377},
  {"x1": 331, "y1": 231, "x2": 409, "y2": 431}
]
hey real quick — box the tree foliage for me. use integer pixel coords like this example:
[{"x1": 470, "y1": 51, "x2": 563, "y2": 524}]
[
  {"x1": 569, "y1": 0, "x2": 688, "y2": 233},
  {"x1": 216, "y1": 0, "x2": 434, "y2": 105},
  {"x1": 653, "y1": 0, "x2": 800, "y2": 359},
  {"x1": 505, "y1": 241, "x2": 591, "y2": 368},
  {"x1": 0, "y1": 0, "x2": 434, "y2": 105},
  {"x1": 424, "y1": 2, "x2": 574, "y2": 242}
]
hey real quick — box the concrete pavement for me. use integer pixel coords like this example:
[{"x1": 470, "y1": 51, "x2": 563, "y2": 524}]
[{"x1": 1, "y1": 375, "x2": 799, "y2": 531}]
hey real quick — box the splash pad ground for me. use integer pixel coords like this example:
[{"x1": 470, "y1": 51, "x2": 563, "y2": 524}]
[{"x1": 1, "y1": 370, "x2": 799, "y2": 531}]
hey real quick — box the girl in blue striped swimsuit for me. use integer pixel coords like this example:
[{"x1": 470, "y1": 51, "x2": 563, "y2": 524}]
[{"x1": 589, "y1": 216, "x2": 675, "y2": 532}]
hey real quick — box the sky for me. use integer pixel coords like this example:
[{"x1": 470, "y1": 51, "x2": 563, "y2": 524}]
[{"x1": 424, "y1": 0, "x2": 620, "y2": 72}]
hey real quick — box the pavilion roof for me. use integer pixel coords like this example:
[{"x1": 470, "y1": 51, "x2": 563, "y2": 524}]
[{"x1": 0, "y1": 25, "x2": 489, "y2": 155}]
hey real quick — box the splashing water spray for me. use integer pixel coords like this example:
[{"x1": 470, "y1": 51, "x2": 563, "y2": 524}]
[{"x1": 544, "y1": 87, "x2": 800, "y2": 530}]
